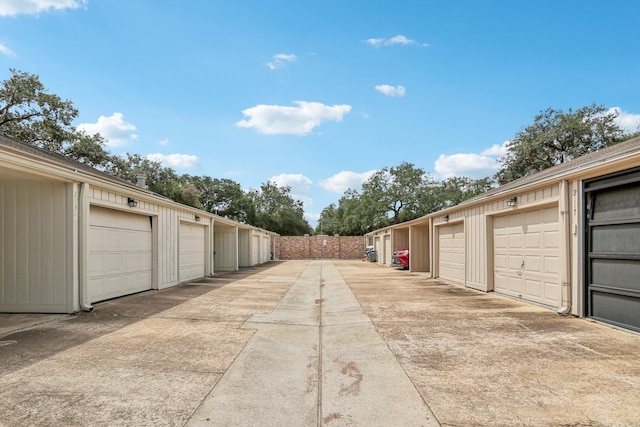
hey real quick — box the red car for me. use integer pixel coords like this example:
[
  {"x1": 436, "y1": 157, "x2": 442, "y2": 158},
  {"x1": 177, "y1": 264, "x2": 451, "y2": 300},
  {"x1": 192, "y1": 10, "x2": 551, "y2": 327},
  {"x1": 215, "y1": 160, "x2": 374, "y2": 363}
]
[{"x1": 392, "y1": 248, "x2": 409, "y2": 269}]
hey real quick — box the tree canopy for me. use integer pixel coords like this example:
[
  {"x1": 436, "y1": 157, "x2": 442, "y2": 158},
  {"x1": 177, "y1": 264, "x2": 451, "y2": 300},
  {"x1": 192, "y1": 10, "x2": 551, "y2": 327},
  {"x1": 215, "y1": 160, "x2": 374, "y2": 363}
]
[
  {"x1": 248, "y1": 181, "x2": 313, "y2": 235},
  {"x1": 0, "y1": 68, "x2": 112, "y2": 167},
  {"x1": 316, "y1": 168, "x2": 493, "y2": 236},
  {"x1": 496, "y1": 104, "x2": 632, "y2": 184},
  {"x1": 7, "y1": 68, "x2": 637, "y2": 237},
  {"x1": 0, "y1": 69, "x2": 313, "y2": 234}
]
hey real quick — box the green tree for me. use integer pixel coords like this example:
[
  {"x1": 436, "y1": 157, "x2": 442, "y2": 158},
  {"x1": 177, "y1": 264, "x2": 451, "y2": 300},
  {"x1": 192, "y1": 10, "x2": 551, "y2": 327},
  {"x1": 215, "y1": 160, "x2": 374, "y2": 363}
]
[
  {"x1": 497, "y1": 104, "x2": 627, "y2": 184},
  {"x1": 317, "y1": 167, "x2": 497, "y2": 235},
  {"x1": 249, "y1": 181, "x2": 312, "y2": 235},
  {"x1": 190, "y1": 176, "x2": 255, "y2": 222},
  {"x1": 0, "y1": 68, "x2": 111, "y2": 167},
  {"x1": 436, "y1": 176, "x2": 495, "y2": 207},
  {"x1": 316, "y1": 188, "x2": 382, "y2": 236},
  {"x1": 106, "y1": 153, "x2": 187, "y2": 203},
  {"x1": 361, "y1": 162, "x2": 431, "y2": 224},
  {"x1": 316, "y1": 204, "x2": 339, "y2": 235}
]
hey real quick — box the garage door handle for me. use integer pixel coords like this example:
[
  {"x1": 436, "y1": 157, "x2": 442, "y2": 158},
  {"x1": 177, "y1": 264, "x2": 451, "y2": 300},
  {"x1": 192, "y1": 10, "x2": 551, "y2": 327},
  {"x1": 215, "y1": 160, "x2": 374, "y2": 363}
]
[{"x1": 518, "y1": 260, "x2": 524, "y2": 276}]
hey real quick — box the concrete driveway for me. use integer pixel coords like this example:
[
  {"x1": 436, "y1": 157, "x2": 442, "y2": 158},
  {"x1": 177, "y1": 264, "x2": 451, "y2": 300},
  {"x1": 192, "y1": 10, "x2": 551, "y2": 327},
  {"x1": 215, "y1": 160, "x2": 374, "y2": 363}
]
[{"x1": 1, "y1": 260, "x2": 639, "y2": 426}]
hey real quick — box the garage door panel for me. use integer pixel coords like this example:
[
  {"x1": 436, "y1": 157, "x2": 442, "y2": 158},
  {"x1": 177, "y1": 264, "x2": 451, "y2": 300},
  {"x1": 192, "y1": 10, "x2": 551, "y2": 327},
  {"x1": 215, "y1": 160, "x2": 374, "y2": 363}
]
[
  {"x1": 592, "y1": 224, "x2": 640, "y2": 253},
  {"x1": 509, "y1": 276, "x2": 524, "y2": 293},
  {"x1": 524, "y1": 232, "x2": 540, "y2": 248},
  {"x1": 179, "y1": 223, "x2": 205, "y2": 282},
  {"x1": 252, "y1": 235, "x2": 260, "y2": 265},
  {"x1": 507, "y1": 255, "x2": 521, "y2": 269},
  {"x1": 586, "y1": 175, "x2": 640, "y2": 332},
  {"x1": 524, "y1": 278, "x2": 543, "y2": 298},
  {"x1": 591, "y1": 291, "x2": 640, "y2": 330},
  {"x1": 526, "y1": 255, "x2": 541, "y2": 272},
  {"x1": 438, "y1": 223, "x2": 465, "y2": 284},
  {"x1": 124, "y1": 231, "x2": 152, "y2": 251},
  {"x1": 524, "y1": 210, "x2": 538, "y2": 223},
  {"x1": 495, "y1": 254, "x2": 507, "y2": 269},
  {"x1": 508, "y1": 213, "x2": 523, "y2": 226},
  {"x1": 384, "y1": 235, "x2": 391, "y2": 265},
  {"x1": 592, "y1": 259, "x2": 640, "y2": 291},
  {"x1": 543, "y1": 230, "x2": 559, "y2": 248},
  {"x1": 494, "y1": 234, "x2": 507, "y2": 249},
  {"x1": 508, "y1": 234, "x2": 523, "y2": 248},
  {"x1": 89, "y1": 206, "x2": 152, "y2": 303},
  {"x1": 494, "y1": 216, "x2": 507, "y2": 228},
  {"x1": 493, "y1": 206, "x2": 560, "y2": 307},
  {"x1": 494, "y1": 272, "x2": 508, "y2": 289},
  {"x1": 544, "y1": 256, "x2": 560, "y2": 275}
]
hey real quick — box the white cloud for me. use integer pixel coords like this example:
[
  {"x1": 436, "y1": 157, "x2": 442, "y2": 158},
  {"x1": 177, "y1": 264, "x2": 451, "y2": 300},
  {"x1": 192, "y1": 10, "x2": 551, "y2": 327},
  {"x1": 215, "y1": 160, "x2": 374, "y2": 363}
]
[
  {"x1": 77, "y1": 112, "x2": 138, "y2": 148},
  {"x1": 0, "y1": 43, "x2": 15, "y2": 56},
  {"x1": 0, "y1": 0, "x2": 86, "y2": 16},
  {"x1": 305, "y1": 212, "x2": 321, "y2": 223},
  {"x1": 366, "y1": 34, "x2": 429, "y2": 47},
  {"x1": 159, "y1": 138, "x2": 169, "y2": 146},
  {"x1": 608, "y1": 107, "x2": 640, "y2": 133},
  {"x1": 319, "y1": 170, "x2": 377, "y2": 194},
  {"x1": 145, "y1": 153, "x2": 199, "y2": 169},
  {"x1": 236, "y1": 101, "x2": 352, "y2": 136},
  {"x1": 388, "y1": 35, "x2": 413, "y2": 45},
  {"x1": 267, "y1": 53, "x2": 297, "y2": 70},
  {"x1": 270, "y1": 173, "x2": 314, "y2": 206},
  {"x1": 375, "y1": 84, "x2": 406, "y2": 97},
  {"x1": 434, "y1": 142, "x2": 508, "y2": 179},
  {"x1": 480, "y1": 141, "x2": 509, "y2": 157}
]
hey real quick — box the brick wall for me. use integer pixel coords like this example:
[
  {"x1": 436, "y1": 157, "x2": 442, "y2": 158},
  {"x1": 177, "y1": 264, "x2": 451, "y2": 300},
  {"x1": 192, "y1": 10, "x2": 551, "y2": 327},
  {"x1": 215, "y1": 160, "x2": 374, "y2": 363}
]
[{"x1": 275, "y1": 235, "x2": 365, "y2": 260}]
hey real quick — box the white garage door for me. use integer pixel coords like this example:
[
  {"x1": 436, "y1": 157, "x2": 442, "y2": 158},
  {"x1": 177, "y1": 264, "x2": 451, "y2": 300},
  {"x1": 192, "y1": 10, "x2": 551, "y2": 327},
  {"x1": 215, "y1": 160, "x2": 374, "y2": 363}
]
[
  {"x1": 493, "y1": 206, "x2": 561, "y2": 307},
  {"x1": 383, "y1": 235, "x2": 392, "y2": 265},
  {"x1": 438, "y1": 222, "x2": 465, "y2": 284},
  {"x1": 179, "y1": 222, "x2": 206, "y2": 282},
  {"x1": 89, "y1": 206, "x2": 152, "y2": 303},
  {"x1": 252, "y1": 235, "x2": 260, "y2": 266},
  {"x1": 261, "y1": 236, "x2": 271, "y2": 263}
]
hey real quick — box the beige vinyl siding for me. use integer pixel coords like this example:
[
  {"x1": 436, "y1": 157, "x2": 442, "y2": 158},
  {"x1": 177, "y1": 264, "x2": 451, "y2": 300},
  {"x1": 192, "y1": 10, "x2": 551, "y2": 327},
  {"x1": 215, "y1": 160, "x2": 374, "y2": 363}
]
[{"x1": 0, "y1": 180, "x2": 72, "y2": 312}]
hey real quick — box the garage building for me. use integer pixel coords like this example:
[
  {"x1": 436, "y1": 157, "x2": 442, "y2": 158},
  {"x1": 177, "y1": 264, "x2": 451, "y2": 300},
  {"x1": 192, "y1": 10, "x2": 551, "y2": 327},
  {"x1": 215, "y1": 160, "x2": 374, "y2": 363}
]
[
  {"x1": 0, "y1": 134, "x2": 276, "y2": 313},
  {"x1": 365, "y1": 137, "x2": 640, "y2": 333}
]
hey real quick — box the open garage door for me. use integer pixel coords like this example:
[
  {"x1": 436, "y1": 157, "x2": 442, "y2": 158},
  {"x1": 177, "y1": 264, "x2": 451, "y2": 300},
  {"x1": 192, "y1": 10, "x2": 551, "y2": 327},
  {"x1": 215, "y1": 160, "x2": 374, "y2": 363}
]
[
  {"x1": 585, "y1": 169, "x2": 640, "y2": 332},
  {"x1": 89, "y1": 206, "x2": 152, "y2": 303},
  {"x1": 179, "y1": 222, "x2": 206, "y2": 283},
  {"x1": 493, "y1": 206, "x2": 561, "y2": 307},
  {"x1": 438, "y1": 222, "x2": 465, "y2": 284}
]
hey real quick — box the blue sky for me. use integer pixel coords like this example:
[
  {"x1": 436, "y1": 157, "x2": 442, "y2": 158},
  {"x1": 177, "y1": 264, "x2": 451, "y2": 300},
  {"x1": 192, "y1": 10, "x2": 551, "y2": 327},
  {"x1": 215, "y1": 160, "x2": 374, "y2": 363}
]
[{"x1": 2, "y1": 1, "x2": 640, "y2": 227}]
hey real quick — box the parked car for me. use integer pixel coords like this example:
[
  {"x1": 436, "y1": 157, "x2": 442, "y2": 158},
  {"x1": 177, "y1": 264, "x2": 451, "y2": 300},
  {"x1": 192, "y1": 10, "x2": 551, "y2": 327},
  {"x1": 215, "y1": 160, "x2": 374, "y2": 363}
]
[{"x1": 392, "y1": 248, "x2": 409, "y2": 269}]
